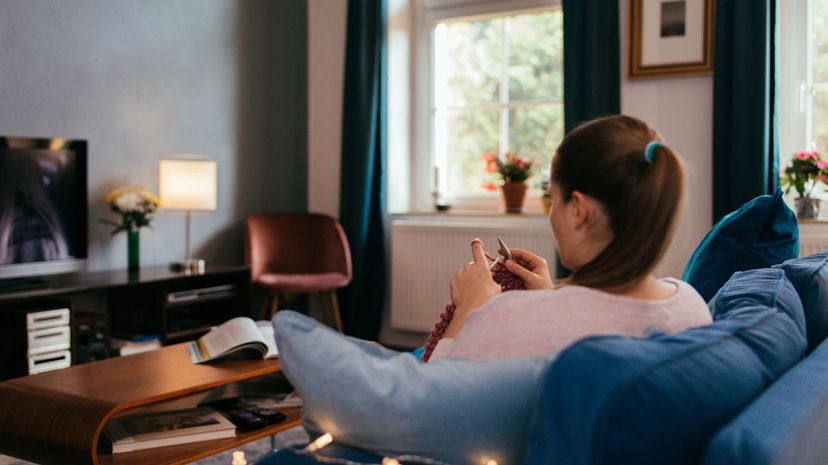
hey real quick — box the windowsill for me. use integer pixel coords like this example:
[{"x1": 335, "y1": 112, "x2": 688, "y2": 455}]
[
  {"x1": 390, "y1": 210, "x2": 551, "y2": 231},
  {"x1": 392, "y1": 209, "x2": 548, "y2": 218}
]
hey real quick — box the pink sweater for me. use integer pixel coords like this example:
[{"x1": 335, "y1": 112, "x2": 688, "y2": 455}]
[{"x1": 430, "y1": 278, "x2": 711, "y2": 362}]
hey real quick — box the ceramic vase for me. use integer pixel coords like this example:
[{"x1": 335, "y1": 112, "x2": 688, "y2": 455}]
[
  {"x1": 796, "y1": 197, "x2": 821, "y2": 220},
  {"x1": 127, "y1": 229, "x2": 140, "y2": 271},
  {"x1": 501, "y1": 182, "x2": 528, "y2": 213}
]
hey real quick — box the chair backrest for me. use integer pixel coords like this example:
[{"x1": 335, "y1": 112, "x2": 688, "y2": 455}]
[{"x1": 245, "y1": 213, "x2": 352, "y2": 282}]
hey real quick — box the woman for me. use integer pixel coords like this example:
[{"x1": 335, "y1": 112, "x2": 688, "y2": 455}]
[{"x1": 429, "y1": 115, "x2": 711, "y2": 362}]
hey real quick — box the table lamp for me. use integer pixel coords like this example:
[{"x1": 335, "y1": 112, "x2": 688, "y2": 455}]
[{"x1": 159, "y1": 158, "x2": 217, "y2": 272}]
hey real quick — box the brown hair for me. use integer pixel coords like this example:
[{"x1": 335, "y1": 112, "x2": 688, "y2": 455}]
[{"x1": 552, "y1": 115, "x2": 685, "y2": 290}]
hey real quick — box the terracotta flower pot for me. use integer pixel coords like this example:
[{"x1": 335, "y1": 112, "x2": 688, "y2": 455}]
[{"x1": 501, "y1": 182, "x2": 528, "y2": 213}]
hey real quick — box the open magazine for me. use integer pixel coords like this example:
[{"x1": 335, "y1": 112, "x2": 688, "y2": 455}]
[{"x1": 188, "y1": 317, "x2": 278, "y2": 364}]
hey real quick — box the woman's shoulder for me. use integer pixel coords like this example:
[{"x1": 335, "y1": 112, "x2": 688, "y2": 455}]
[
  {"x1": 660, "y1": 277, "x2": 706, "y2": 301},
  {"x1": 483, "y1": 285, "x2": 605, "y2": 311}
]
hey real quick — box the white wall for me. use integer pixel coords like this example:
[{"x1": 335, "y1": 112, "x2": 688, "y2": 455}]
[
  {"x1": 307, "y1": 0, "x2": 346, "y2": 218},
  {"x1": 619, "y1": 0, "x2": 713, "y2": 278},
  {"x1": 0, "y1": 0, "x2": 308, "y2": 271}
]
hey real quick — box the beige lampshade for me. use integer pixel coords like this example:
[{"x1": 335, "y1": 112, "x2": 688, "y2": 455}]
[{"x1": 159, "y1": 159, "x2": 217, "y2": 211}]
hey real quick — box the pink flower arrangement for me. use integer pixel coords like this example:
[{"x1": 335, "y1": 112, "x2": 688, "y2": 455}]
[
  {"x1": 782, "y1": 151, "x2": 828, "y2": 198},
  {"x1": 481, "y1": 151, "x2": 534, "y2": 185}
]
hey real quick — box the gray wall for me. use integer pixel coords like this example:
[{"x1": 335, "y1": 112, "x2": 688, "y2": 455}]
[{"x1": 0, "y1": 0, "x2": 307, "y2": 270}]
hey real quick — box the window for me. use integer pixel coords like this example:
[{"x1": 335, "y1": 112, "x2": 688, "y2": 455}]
[
  {"x1": 433, "y1": 9, "x2": 563, "y2": 199},
  {"x1": 780, "y1": 1, "x2": 828, "y2": 172},
  {"x1": 387, "y1": 0, "x2": 562, "y2": 213},
  {"x1": 811, "y1": 1, "x2": 828, "y2": 152}
]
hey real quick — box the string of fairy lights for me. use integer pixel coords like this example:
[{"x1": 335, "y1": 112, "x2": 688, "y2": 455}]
[{"x1": 291, "y1": 433, "x2": 499, "y2": 465}]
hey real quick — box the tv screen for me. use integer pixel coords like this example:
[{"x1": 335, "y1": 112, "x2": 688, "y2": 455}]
[{"x1": 0, "y1": 137, "x2": 87, "y2": 279}]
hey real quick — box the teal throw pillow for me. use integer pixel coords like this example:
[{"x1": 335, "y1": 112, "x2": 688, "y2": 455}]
[{"x1": 682, "y1": 188, "x2": 799, "y2": 302}]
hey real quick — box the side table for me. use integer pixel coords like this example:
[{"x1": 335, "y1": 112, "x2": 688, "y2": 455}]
[{"x1": 0, "y1": 343, "x2": 300, "y2": 465}]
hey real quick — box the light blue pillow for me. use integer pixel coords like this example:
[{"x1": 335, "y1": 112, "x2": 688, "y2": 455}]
[{"x1": 273, "y1": 310, "x2": 551, "y2": 465}]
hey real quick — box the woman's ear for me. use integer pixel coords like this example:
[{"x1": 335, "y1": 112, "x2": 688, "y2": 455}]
[{"x1": 570, "y1": 191, "x2": 590, "y2": 229}]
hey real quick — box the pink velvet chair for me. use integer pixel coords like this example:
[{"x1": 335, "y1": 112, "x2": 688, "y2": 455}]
[{"x1": 245, "y1": 213, "x2": 352, "y2": 331}]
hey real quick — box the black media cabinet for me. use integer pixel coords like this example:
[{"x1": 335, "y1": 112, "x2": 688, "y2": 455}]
[{"x1": 0, "y1": 265, "x2": 251, "y2": 380}]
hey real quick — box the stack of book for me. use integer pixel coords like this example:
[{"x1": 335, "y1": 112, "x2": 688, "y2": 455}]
[
  {"x1": 104, "y1": 407, "x2": 236, "y2": 454},
  {"x1": 110, "y1": 334, "x2": 162, "y2": 356}
]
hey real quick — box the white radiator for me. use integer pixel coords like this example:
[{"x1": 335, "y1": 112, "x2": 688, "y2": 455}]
[{"x1": 389, "y1": 216, "x2": 556, "y2": 332}]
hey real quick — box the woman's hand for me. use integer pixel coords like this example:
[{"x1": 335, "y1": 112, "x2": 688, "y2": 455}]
[
  {"x1": 450, "y1": 239, "x2": 501, "y2": 310},
  {"x1": 444, "y1": 240, "x2": 501, "y2": 338},
  {"x1": 503, "y1": 248, "x2": 554, "y2": 290}
]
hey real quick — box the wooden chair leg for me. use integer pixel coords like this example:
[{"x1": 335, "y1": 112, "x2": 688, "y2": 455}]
[
  {"x1": 259, "y1": 291, "x2": 281, "y2": 321},
  {"x1": 269, "y1": 293, "x2": 280, "y2": 320},
  {"x1": 258, "y1": 292, "x2": 273, "y2": 321},
  {"x1": 325, "y1": 290, "x2": 344, "y2": 333}
]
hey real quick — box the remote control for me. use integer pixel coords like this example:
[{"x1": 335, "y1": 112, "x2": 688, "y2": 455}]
[
  {"x1": 240, "y1": 405, "x2": 287, "y2": 425},
  {"x1": 229, "y1": 409, "x2": 270, "y2": 431}
]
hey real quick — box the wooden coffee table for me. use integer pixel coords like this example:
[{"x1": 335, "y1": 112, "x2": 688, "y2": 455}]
[{"x1": 0, "y1": 343, "x2": 301, "y2": 465}]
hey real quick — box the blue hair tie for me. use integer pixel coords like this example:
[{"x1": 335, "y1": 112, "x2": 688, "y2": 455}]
[{"x1": 644, "y1": 141, "x2": 661, "y2": 164}]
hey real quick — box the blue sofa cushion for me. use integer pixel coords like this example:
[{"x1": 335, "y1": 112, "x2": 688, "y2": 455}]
[
  {"x1": 701, "y1": 337, "x2": 828, "y2": 465},
  {"x1": 773, "y1": 251, "x2": 828, "y2": 351},
  {"x1": 523, "y1": 268, "x2": 807, "y2": 465},
  {"x1": 682, "y1": 188, "x2": 799, "y2": 302},
  {"x1": 273, "y1": 310, "x2": 551, "y2": 465}
]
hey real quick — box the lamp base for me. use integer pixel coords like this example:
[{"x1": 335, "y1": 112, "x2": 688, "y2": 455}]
[{"x1": 169, "y1": 259, "x2": 206, "y2": 274}]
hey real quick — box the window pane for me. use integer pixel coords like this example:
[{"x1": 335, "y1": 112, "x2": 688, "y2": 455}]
[
  {"x1": 508, "y1": 10, "x2": 563, "y2": 101},
  {"x1": 443, "y1": 109, "x2": 500, "y2": 195},
  {"x1": 813, "y1": 91, "x2": 828, "y2": 152},
  {"x1": 509, "y1": 104, "x2": 563, "y2": 176},
  {"x1": 435, "y1": 18, "x2": 502, "y2": 107},
  {"x1": 815, "y1": 0, "x2": 828, "y2": 82}
]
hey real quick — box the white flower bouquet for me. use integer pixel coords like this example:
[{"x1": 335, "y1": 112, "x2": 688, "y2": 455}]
[{"x1": 101, "y1": 187, "x2": 159, "y2": 234}]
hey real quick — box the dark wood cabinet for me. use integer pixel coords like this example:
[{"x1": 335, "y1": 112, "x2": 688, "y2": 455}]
[{"x1": 0, "y1": 265, "x2": 251, "y2": 380}]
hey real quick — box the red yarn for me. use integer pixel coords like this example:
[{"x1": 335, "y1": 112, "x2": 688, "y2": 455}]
[{"x1": 421, "y1": 260, "x2": 525, "y2": 362}]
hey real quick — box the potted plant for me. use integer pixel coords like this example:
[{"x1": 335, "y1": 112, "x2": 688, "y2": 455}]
[
  {"x1": 781, "y1": 151, "x2": 828, "y2": 219},
  {"x1": 101, "y1": 187, "x2": 159, "y2": 270},
  {"x1": 482, "y1": 151, "x2": 534, "y2": 213}
]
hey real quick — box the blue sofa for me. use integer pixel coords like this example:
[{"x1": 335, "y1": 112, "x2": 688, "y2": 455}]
[
  {"x1": 256, "y1": 249, "x2": 828, "y2": 465},
  {"x1": 254, "y1": 189, "x2": 824, "y2": 465}
]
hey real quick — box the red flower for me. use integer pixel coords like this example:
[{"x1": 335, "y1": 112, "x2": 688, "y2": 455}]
[{"x1": 482, "y1": 182, "x2": 498, "y2": 191}]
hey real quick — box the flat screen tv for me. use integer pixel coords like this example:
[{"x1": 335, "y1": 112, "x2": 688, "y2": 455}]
[{"x1": 0, "y1": 137, "x2": 87, "y2": 282}]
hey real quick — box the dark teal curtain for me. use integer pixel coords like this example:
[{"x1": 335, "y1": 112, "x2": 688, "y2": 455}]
[
  {"x1": 557, "y1": 0, "x2": 620, "y2": 278},
  {"x1": 562, "y1": 0, "x2": 621, "y2": 133},
  {"x1": 713, "y1": 0, "x2": 779, "y2": 222},
  {"x1": 338, "y1": 0, "x2": 387, "y2": 339}
]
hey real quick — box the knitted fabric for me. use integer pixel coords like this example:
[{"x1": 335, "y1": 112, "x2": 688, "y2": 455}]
[{"x1": 421, "y1": 260, "x2": 525, "y2": 362}]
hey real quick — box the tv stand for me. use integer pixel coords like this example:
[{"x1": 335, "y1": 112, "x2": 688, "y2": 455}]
[
  {"x1": 0, "y1": 265, "x2": 251, "y2": 380},
  {"x1": 0, "y1": 276, "x2": 48, "y2": 293}
]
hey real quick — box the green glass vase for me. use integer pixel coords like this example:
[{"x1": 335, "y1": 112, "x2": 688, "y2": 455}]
[{"x1": 127, "y1": 229, "x2": 140, "y2": 271}]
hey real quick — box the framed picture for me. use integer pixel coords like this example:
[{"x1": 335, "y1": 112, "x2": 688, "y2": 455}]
[{"x1": 628, "y1": 0, "x2": 715, "y2": 79}]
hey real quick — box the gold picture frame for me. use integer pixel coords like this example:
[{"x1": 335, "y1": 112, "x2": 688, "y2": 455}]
[{"x1": 628, "y1": 0, "x2": 715, "y2": 79}]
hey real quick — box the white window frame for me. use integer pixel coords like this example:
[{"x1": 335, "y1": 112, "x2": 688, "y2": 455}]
[
  {"x1": 779, "y1": 0, "x2": 812, "y2": 192},
  {"x1": 388, "y1": 0, "x2": 559, "y2": 214}
]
